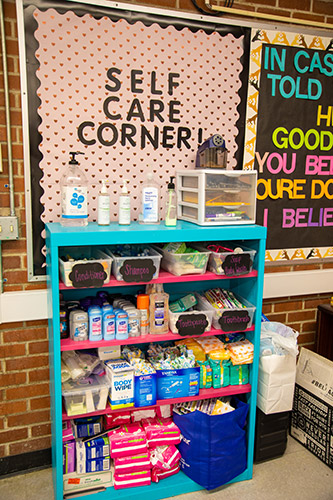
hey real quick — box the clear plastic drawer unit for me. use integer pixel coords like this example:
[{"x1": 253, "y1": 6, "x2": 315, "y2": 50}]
[{"x1": 176, "y1": 170, "x2": 257, "y2": 226}]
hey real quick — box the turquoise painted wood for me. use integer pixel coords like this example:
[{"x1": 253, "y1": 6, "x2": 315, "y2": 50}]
[{"x1": 46, "y1": 221, "x2": 266, "y2": 500}]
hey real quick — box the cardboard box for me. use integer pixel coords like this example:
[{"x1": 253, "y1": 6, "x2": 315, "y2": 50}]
[
  {"x1": 156, "y1": 367, "x2": 200, "y2": 400},
  {"x1": 134, "y1": 373, "x2": 157, "y2": 407},
  {"x1": 290, "y1": 348, "x2": 333, "y2": 469},
  {"x1": 105, "y1": 359, "x2": 134, "y2": 410},
  {"x1": 63, "y1": 470, "x2": 113, "y2": 493}
]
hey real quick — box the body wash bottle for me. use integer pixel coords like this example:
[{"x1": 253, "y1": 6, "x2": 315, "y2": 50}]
[
  {"x1": 60, "y1": 151, "x2": 88, "y2": 227},
  {"x1": 97, "y1": 180, "x2": 110, "y2": 226},
  {"x1": 165, "y1": 176, "x2": 177, "y2": 226},
  {"x1": 139, "y1": 172, "x2": 160, "y2": 224},
  {"x1": 119, "y1": 179, "x2": 131, "y2": 225},
  {"x1": 149, "y1": 283, "x2": 169, "y2": 334}
]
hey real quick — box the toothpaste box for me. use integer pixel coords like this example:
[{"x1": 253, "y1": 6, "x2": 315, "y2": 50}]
[
  {"x1": 76, "y1": 437, "x2": 110, "y2": 461},
  {"x1": 105, "y1": 359, "x2": 134, "y2": 410},
  {"x1": 63, "y1": 470, "x2": 113, "y2": 493},
  {"x1": 76, "y1": 455, "x2": 111, "y2": 474}
]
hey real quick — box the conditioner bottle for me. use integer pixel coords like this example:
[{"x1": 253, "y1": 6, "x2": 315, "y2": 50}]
[
  {"x1": 119, "y1": 179, "x2": 131, "y2": 225},
  {"x1": 97, "y1": 180, "x2": 110, "y2": 226}
]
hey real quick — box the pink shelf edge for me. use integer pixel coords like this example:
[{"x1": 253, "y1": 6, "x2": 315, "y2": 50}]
[
  {"x1": 62, "y1": 384, "x2": 251, "y2": 421},
  {"x1": 59, "y1": 270, "x2": 258, "y2": 290},
  {"x1": 60, "y1": 325, "x2": 255, "y2": 351}
]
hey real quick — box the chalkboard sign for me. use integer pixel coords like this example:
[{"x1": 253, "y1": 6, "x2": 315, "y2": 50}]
[
  {"x1": 176, "y1": 313, "x2": 208, "y2": 336},
  {"x1": 218, "y1": 310, "x2": 251, "y2": 332},
  {"x1": 119, "y1": 258, "x2": 156, "y2": 282},
  {"x1": 222, "y1": 253, "x2": 252, "y2": 276},
  {"x1": 254, "y1": 40, "x2": 333, "y2": 254},
  {"x1": 68, "y1": 262, "x2": 107, "y2": 288}
]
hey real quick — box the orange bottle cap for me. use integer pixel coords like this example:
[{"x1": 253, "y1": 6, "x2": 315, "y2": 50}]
[{"x1": 137, "y1": 294, "x2": 149, "y2": 309}]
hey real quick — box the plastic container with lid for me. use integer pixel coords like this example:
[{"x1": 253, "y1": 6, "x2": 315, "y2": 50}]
[{"x1": 62, "y1": 375, "x2": 109, "y2": 416}]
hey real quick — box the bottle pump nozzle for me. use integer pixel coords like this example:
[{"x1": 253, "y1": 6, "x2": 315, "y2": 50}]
[
  {"x1": 122, "y1": 179, "x2": 129, "y2": 193},
  {"x1": 69, "y1": 151, "x2": 84, "y2": 164},
  {"x1": 168, "y1": 176, "x2": 175, "y2": 189}
]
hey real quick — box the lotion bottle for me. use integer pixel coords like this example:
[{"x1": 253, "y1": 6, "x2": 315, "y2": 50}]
[
  {"x1": 149, "y1": 283, "x2": 169, "y2": 334},
  {"x1": 139, "y1": 172, "x2": 160, "y2": 224},
  {"x1": 119, "y1": 179, "x2": 131, "y2": 225},
  {"x1": 165, "y1": 176, "x2": 177, "y2": 226},
  {"x1": 60, "y1": 151, "x2": 88, "y2": 227},
  {"x1": 97, "y1": 180, "x2": 110, "y2": 226}
]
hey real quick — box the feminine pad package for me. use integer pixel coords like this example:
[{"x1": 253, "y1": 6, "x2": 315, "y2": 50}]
[
  {"x1": 104, "y1": 411, "x2": 131, "y2": 429},
  {"x1": 108, "y1": 423, "x2": 148, "y2": 458},
  {"x1": 114, "y1": 451, "x2": 151, "y2": 475},
  {"x1": 63, "y1": 440, "x2": 75, "y2": 474},
  {"x1": 76, "y1": 456, "x2": 111, "y2": 474},
  {"x1": 150, "y1": 445, "x2": 181, "y2": 469},
  {"x1": 62, "y1": 421, "x2": 74, "y2": 442},
  {"x1": 113, "y1": 469, "x2": 151, "y2": 490},
  {"x1": 141, "y1": 417, "x2": 181, "y2": 447},
  {"x1": 73, "y1": 416, "x2": 103, "y2": 438},
  {"x1": 151, "y1": 463, "x2": 180, "y2": 483}
]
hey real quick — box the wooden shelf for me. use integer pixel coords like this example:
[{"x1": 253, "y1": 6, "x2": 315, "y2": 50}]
[
  {"x1": 60, "y1": 325, "x2": 255, "y2": 351},
  {"x1": 62, "y1": 384, "x2": 251, "y2": 421},
  {"x1": 59, "y1": 269, "x2": 258, "y2": 290}
]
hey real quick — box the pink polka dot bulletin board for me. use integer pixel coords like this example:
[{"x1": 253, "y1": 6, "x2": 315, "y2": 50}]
[{"x1": 20, "y1": 3, "x2": 249, "y2": 277}]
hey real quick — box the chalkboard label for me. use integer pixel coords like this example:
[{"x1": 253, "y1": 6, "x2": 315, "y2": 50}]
[
  {"x1": 176, "y1": 313, "x2": 208, "y2": 336},
  {"x1": 218, "y1": 309, "x2": 251, "y2": 332},
  {"x1": 119, "y1": 258, "x2": 156, "y2": 282},
  {"x1": 68, "y1": 262, "x2": 107, "y2": 288},
  {"x1": 222, "y1": 253, "x2": 252, "y2": 276}
]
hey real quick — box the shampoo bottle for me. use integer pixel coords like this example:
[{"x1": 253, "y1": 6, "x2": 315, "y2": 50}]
[
  {"x1": 165, "y1": 176, "x2": 177, "y2": 226},
  {"x1": 60, "y1": 151, "x2": 88, "y2": 227},
  {"x1": 119, "y1": 179, "x2": 131, "y2": 225},
  {"x1": 139, "y1": 172, "x2": 160, "y2": 224},
  {"x1": 97, "y1": 180, "x2": 110, "y2": 226},
  {"x1": 149, "y1": 283, "x2": 169, "y2": 334}
]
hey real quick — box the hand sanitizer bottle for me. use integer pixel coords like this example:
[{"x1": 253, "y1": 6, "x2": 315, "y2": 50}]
[
  {"x1": 119, "y1": 179, "x2": 131, "y2": 225},
  {"x1": 60, "y1": 152, "x2": 88, "y2": 227},
  {"x1": 165, "y1": 176, "x2": 177, "y2": 226},
  {"x1": 139, "y1": 172, "x2": 160, "y2": 224},
  {"x1": 98, "y1": 179, "x2": 110, "y2": 226}
]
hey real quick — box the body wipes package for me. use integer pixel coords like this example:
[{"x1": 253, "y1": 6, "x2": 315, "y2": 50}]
[{"x1": 105, "y1": 359, "x2": 134, "y2": 410}]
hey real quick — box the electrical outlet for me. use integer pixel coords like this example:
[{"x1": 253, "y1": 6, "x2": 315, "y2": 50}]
[{"x1": 0, "y1": 216, "x2": 19, "y2": 240}]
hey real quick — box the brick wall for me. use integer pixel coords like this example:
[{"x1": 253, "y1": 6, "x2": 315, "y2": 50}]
[{"x1": 0, "y1": 0, "x2": 332, "y2": 464}]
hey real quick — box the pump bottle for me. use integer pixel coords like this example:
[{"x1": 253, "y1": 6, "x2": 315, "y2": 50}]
[
  {"x1": 60, "y1": 152, "x2": 88, "y2": 227},
  {"x1": 98, "y1": 179, "x2": 110, "y2": 226},
  {"x1": 139, "y1": 172, "x2": 160, "y2": 224},
  {"x1": 165, "y1": 176, "x2": 177, "y2": 226},
  {"x1": 119, "y1": 179, "x2": 131, "y2": 225}
]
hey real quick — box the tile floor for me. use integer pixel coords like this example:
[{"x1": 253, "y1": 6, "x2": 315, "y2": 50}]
[{"x1": 0, "y1": 437, "x2": 332, "y2": 500}]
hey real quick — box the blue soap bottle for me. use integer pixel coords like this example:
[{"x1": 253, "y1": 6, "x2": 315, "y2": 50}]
[{"x1": 88, "y1": 306, "x2": 102, "y2": 341}]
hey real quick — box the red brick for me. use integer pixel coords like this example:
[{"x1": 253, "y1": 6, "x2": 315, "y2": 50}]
[
  {"x1": 6, "y1": 383, "x2": 49, "y2": 401},
  {"x1": 301, "y1": 321, "x2": 317, "y2": 333},
  {"x1": 0, "y1": 400, "x2": 27, "y2": 416},
  {"x1": 31, "y1": 423, "x2": 51, "y2": 438},
  {"x1": 2, "y1": 270, "x2": 27, "y2": 285},
  {"x1": 7, "y1": 409, "x2": 50, "y2": 427},
  {"x1": 2, "y1": 255, "x2": 21, "y2": 268},
  {"x1": 28, "y1": 341, "x2": 49, "y2": 355},
  {"x1": 30, "y1": 396, "x2": 50, "y2": 410},
  {"x1": 29, "y1": 368, "x2": 50, "y2": 383},
  {"x1": 293, "y1": 263, "x2": 321, "y2": 272},
  {"x1": 256, "y1": 7, "x2": 292, "y2": 18},
  {"x1": 3, "y1": 327, "x2": 47, "y2": 343},
  {"x1": 6, "y1": 355, "x2": 48, "y2": 371},
  {"x1": 0, "y1": 446, "x2": 6, "y2": 458},
  {"x1": 265, "y1": 313, "x2": 287, "y2": 323},
  {"x1": 288, "y1": 310, "x2": 316, "y2": 322},
  {"x1": 0, "y1": 372, "x2": 27, "y2": 387},
  {"x1": 274, "y1": 301, "x2": 302, "y2": 312},
  {"x1": 292, "y1": 11, "x2": 326, "y2": 22},
  {"x1": 0, "y1": 320, "x2": 24, "y2": 329},
  {"x1": 0, "y1": 344, "x2": 26, "y2": 358},
  {"x1": 265, "y1": 265, "x2": 292, "y2": 273},
  {"x1": 9, "y1": 436, "x2": 51, "y2": 455},
  {"x1": 0, "y1": 428, "x2": 28, "y2": 444},
  {"x1": 298, "y1": 332, "x2": 315, "y2": 344},
  {"x1": 279, "y1": 0, "x2": 310, "y2": 9},
  {"x1": 313, "y1": 0, "x2": 333, "y2": 16},
  {"x1": 304, "y1": 297, "x2": 329, "y2": 309}
]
